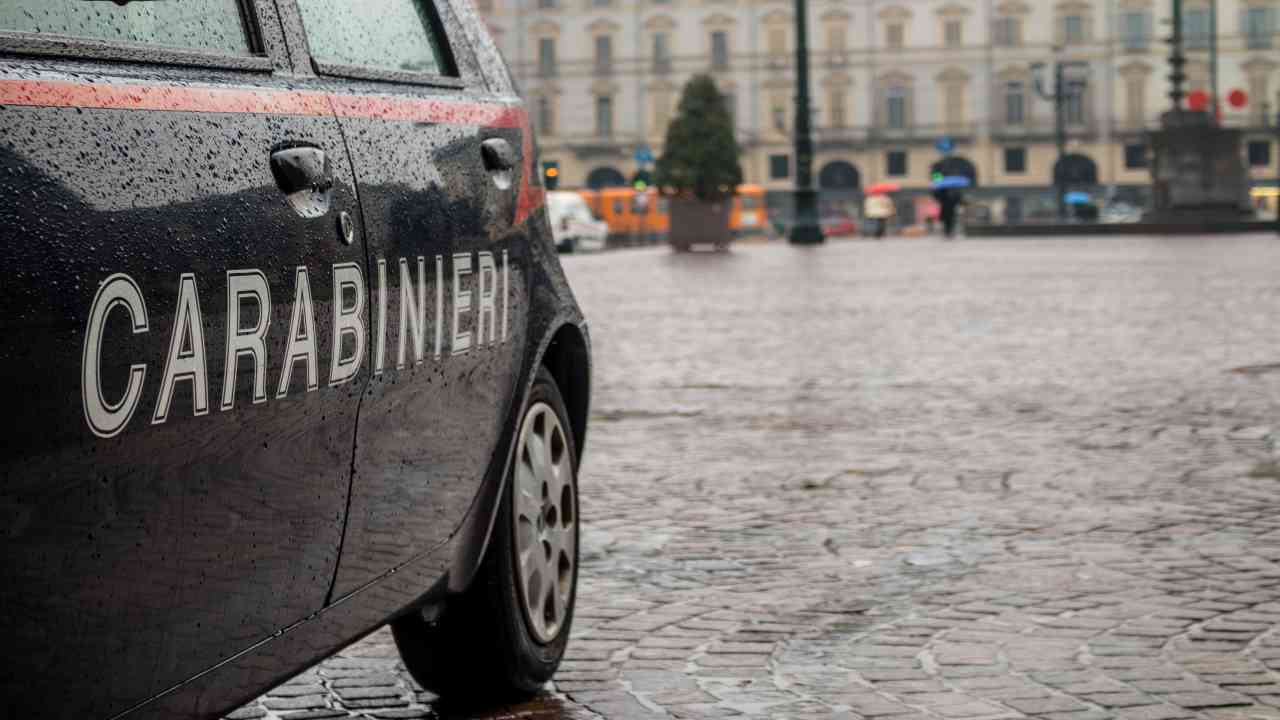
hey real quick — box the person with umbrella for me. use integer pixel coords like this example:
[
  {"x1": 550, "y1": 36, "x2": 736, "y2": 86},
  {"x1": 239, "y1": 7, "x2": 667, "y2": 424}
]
[
  {"x1": 930, "y1": 174, "x2": 969, "y2": 238},
  {"x1": 864, "y1": 182, "x2": 898, "y2": 238}
]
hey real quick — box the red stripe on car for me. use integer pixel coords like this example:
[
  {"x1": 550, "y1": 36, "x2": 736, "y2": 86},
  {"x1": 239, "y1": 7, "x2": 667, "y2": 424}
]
[{"x1": 0, "y1": 78, "x2": 544, "y2": 224}]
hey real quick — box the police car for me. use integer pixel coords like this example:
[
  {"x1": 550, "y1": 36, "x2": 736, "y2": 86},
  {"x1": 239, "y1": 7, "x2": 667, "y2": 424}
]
[{"x1": 0, "y1": 1, "x2": 589, "y2": 718}]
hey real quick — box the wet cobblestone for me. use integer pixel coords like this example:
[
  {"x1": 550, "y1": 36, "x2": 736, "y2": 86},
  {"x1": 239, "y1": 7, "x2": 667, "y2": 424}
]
[{"x1": 234, "y1": 235, "x2": 1280, "y2": 719}]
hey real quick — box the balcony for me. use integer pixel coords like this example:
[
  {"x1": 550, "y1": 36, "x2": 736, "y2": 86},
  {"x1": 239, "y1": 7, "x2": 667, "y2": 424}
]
[
  {"x1": 564, "y1": 133, "x2": 641, "y2": 160},
  {"x1": 652, "y1": 57, "x2": 672, "y2": 75},
  {"x1": 991, "y1": 119, "x2": 1097, "y2": 142},
  {"x1": 811, "y1": 124, "x2": 979, "y2": 149},
  {"x1": 1119, "y1": 36, "x2": 1150, "y2": 53},
  {"x1": 593, "y1": 60, "x2": 613, "y2": 77},
  {"x1": 870, "y1": 122, "x2": 979, "y2": 146}
]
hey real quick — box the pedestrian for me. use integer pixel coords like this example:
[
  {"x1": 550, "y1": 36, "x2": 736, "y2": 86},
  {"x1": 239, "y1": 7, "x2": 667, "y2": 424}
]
[
  {"x1": 934, "y1": 187, "x2": 962, "y2": 239},
  {"x1": 864, "y1": 192, "x2": 895, "y2": 238}
]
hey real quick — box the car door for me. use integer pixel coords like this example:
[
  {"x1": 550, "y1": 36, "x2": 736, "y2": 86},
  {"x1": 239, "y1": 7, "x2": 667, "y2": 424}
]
[
  {"x1": 281, "y1": 0, "x2": 532, "y2": 597},
  {"x1": 0, "y1": 2, "x2": 362, "y2": 716}
]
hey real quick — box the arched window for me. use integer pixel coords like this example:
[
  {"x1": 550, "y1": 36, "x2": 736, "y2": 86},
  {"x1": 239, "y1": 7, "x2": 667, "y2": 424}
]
[
  {"x1": 819, "y1": 161, "x2": 861, "y2": 189},
  {"x1": 586, "y1": 167, "x2": 626, "y2": 189}
]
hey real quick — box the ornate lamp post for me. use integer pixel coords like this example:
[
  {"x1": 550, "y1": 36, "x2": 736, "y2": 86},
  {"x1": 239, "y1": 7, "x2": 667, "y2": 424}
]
[
  {"x1": 1032, "y1": 58, "x2": 1088, "y2": 221},
  {"x1": 789, "y1": 0, "x2": 824, "y2": 244}
]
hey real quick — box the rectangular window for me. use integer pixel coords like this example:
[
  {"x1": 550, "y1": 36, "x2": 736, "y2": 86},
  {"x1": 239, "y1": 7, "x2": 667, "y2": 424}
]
[
  {"x1": 0, "y1": 0, "x2": 255, "y2": 56},
  {"x1": 829, "y1": 90, "x2": 847, "y2": 127},
  {"x1": 1065, "y1": 91, "x2": 1086, "y2": 125},
  {"x1": 537, "y1": 95, "x2": 554, "y2": 135},
  {"x1": 945, "y1": 20, "x2": 963, "y2": 47},
  {"x1": 886, "y1": 23, "x2": 905, "y2": 49},
  {"x1": 1062, "y1": 14, "x2": 1085, "y2": 44},
  {"x1": 653, "y1": 32, "x2": 671, "y2": 73},
  {"x1": 711, "y1": 31, "x2": 729, "y2": 69},
  {"x1": 596, "y1": 95, "x2": 613, "y2": 136},
  {"x1": 594, "y1": 35, "x2": 612, "y2": 74},
  {"x1": 886, "y1": 150, "x2": 908, "y2": 176},
  {"x1": 1005, "y1": 82, "x2": 1025, "y2": 125},
  {"x1": 652, "y1": 90, "x2": 671, "y2": 128},
  {"x1": 1245, "y1": 7, "x2": 1273, "y2": 49},
  {"x1": 538, "y1": 0, "x2": 556, "y2": 8},
  {"x1": 538, "y1": 37, "x2": 557, "y2": 77},
  {"x1": 768, "y1": 27, "x2": 786, "y2": 55},
  {"x1": 722, "y1": 91, "x2": 737, "y2": 126},
  {"x1": 298, "y1": 0, "x2": 451, "y2": 76},
  {"x1": 886, "y1": 87, "x2": 908, "y2": 129},
  {"x1": 1249, "y1": 140, "x2": 1273, "y2": 167},
  {"x1": 828, "y1": 25, "x2": 847, "y2": 52},
  {"x1": 994, "y1": 16, "x2": 1021, "y2": 46},
  {"x1": 1121, "y1": 11, "x2": 1149, "y2": 51},
  {"x1": 1185, "y1": 9, "x2": 1211, "y2": 49},
  {"x1": 1126, "y1": 77, "x2": 1146, "y2": 126},
  {"x1": 769, "y1": 154, "x2": 790, "y2": 179},
  {"x1": 1004, "y1": 147, "x2": 1026, "y2": 173},
  {"x1": 1124, "y1": 143, "x2": 1148, "y2": 168}
]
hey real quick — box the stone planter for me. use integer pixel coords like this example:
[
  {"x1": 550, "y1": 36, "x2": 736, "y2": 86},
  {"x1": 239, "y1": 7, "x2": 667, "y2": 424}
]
[{"x1": 668, "y1": 195, "x2": 732, "y2": 251}]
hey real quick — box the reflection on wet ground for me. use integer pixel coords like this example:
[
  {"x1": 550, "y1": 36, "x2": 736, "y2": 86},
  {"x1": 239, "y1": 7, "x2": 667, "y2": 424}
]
[{"x1": 236, "y1": 236, "x2": 1280, "y2": 719}]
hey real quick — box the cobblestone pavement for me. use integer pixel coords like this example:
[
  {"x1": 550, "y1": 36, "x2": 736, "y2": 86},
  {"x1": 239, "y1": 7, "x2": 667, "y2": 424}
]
[{"x1": 233, "y1": 234, "x2": 1280, "y2": 720}]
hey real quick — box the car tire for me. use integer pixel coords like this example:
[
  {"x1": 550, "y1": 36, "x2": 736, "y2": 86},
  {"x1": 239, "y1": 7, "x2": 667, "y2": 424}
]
[{"x1": 392, "y1": 366, "x2": 580, "y2": 698}]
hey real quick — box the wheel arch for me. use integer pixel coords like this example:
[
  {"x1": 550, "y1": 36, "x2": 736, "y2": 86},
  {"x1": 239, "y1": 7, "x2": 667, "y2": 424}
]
[
  {"x1": 444, "y1": 318, "x2": 590, "y2": 594},
  {"x1": 540, "y1": 322, "x2": 591, "y2": 464}
]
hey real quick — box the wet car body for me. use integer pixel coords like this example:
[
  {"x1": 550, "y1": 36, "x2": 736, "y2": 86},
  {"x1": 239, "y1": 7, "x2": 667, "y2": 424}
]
[{"x1": 0, "y1": 1, "x2": 589, "y2": 718}]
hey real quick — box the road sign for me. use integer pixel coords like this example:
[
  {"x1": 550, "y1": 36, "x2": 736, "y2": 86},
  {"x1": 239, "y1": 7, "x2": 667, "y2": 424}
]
[
  {"x1": 935, "y1": 137, "x2": 954, "y2": 154},
  {"x1": 635, "y1": 144, "x2": 654, "y2": 164}
]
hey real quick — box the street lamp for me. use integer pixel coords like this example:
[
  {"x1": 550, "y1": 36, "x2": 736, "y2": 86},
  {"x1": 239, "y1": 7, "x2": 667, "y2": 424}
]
[
  {"x1": 1032, "y1": 58, "x2": 1089, "y2": 221},
  {"x1": 789, "y1": 0, "x2": 824, "y2": 244},
  {"x1": 1270, "y1": 101, "x2": 1280, "y2": 235}
]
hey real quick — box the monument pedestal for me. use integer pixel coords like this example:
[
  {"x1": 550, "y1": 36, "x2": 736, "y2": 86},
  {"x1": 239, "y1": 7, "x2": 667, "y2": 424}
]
[{"x1": 1145, "y1": 109, "x2": 1252, "y2": 223}]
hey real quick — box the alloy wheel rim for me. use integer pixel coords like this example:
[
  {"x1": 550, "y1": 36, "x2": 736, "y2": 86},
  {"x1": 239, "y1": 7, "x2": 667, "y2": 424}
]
[{"x1": 512, "y1": 401, "x2": 576, "y2": 643}]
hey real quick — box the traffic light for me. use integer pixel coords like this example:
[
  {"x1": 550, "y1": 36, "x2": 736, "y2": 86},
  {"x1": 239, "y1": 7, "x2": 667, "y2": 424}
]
[
  {"x1": 631, "y1": 169, "x2": 652, "y2": 191},
  {"x1": 542, "y1": 161, "x2": 560, "y2": 190}
]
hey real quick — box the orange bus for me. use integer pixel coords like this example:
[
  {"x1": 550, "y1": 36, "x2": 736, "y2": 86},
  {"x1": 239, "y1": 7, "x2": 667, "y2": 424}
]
[
  {"x1": 730, "y1": 184, "x2": 766, "y2": 236},
  {"x1": 576, "y1": 186, "x2": 763, "y2": 244}
]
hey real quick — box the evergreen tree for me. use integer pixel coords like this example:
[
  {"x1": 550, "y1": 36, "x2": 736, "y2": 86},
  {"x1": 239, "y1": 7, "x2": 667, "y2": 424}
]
[{"x1": 655, "y1": 75, "x2": 743, "y2": 202}]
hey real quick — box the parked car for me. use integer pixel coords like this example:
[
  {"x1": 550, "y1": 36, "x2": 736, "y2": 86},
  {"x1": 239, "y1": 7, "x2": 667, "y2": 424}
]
[
  {"x1": 0, "y1": 1, "x2": 590, "y2": 718},
  {"x1": 820, "y1": 213, "x2": 859, "y2": 237},
  {"x1": 547, "y1": 190, "x2": 608, "y2": 252}
]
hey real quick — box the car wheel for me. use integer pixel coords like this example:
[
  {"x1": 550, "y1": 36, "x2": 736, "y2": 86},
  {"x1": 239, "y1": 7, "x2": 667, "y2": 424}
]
[{"x1": 392, "y1": 366, "x2": 579, "y2": 698}]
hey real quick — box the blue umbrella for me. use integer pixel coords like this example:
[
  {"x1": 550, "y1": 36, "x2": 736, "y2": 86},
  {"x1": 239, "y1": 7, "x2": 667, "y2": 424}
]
[
  {"x1": 1064, "y1": 191, "x2": 1091, "y2": 205},
  {"x1": 930, "y1": 175, "x2": 971, "y2": 190}
]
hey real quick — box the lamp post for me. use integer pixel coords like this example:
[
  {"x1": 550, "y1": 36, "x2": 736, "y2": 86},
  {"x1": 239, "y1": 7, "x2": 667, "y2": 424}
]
[
  {"x1": 1032, "y1": 58, "x2": 1088, "y2": 221},
  {"x1": 789, "y1": 0, "x2": 824, "y2": 244},
  {"x1": 1272, "y1": 102, "x2": 1280, "y2": 235},
  {"x1": 1168, "y1": 0, "x2": 1187, "y2": 108}
]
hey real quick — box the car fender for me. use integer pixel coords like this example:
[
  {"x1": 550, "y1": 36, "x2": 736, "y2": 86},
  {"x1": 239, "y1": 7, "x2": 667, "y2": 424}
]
[{"x1": 445, "y1": 313, "x2": 590, "y2": 594}]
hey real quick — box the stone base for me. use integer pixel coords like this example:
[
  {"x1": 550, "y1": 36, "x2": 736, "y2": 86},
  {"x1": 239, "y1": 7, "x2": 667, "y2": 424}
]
[{"x1": 1148, "y1": 110, "x2": 1252, "y2": 219}]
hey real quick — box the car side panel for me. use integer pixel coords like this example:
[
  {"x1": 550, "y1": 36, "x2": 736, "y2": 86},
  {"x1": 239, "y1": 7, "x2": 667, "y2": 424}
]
[
  {"x1": 328, "y1": 107, "x2": 529, "y2": 597},
  {"x1": 0, "y1": 64, "x2": 362, "y2": 718}
]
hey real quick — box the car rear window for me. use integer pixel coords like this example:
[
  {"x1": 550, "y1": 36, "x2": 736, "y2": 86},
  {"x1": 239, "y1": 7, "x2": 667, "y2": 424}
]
[
  {"x1": 0, "y1": 0, "x2": 254, "y2": 56},
  {"x1": 297, "y1": 0, "x2": 451, "y2": 77}
]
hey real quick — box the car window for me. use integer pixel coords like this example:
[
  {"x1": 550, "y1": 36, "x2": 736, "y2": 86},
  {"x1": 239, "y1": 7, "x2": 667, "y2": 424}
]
[
  {"x1": 0, "y1": 0, "x2": 253, "y2": 55},
  {"x1": 297, "y1": 0, "x2": 450, "y2": 76}
]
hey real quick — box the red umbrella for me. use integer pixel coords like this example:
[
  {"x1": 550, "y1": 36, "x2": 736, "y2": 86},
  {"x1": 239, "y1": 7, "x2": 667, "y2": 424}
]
[{"x1": 865, "y1": 182, "x2": 901, "y2": 195}]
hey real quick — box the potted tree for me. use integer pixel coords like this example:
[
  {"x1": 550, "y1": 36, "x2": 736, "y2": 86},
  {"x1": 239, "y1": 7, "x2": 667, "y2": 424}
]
[{"x1": 655, "y1": 75, "x2": 743, "y2": 251}]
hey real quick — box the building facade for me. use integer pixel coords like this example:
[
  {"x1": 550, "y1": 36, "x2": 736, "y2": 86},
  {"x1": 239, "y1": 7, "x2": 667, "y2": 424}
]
[{"x1": 481, "y1": 0, "x2": 1279, "y2": 217}]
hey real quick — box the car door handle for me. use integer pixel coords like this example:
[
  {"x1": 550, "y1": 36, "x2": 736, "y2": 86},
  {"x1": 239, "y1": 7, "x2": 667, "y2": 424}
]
[
  {"x1": 480, "y1": 138, "x2": 516, "y2": 172},
  {"x1": 271, "y1": 146, "x2": 334, "y2": 218},
  {"x1": 270, "y1": 146, "x2": 333, "y2": 195}
]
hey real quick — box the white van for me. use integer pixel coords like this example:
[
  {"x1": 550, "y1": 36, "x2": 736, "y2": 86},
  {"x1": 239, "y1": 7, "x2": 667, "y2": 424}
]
[{"x1": 547, "y1": 191, "x2": 608, "y2": 253}]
